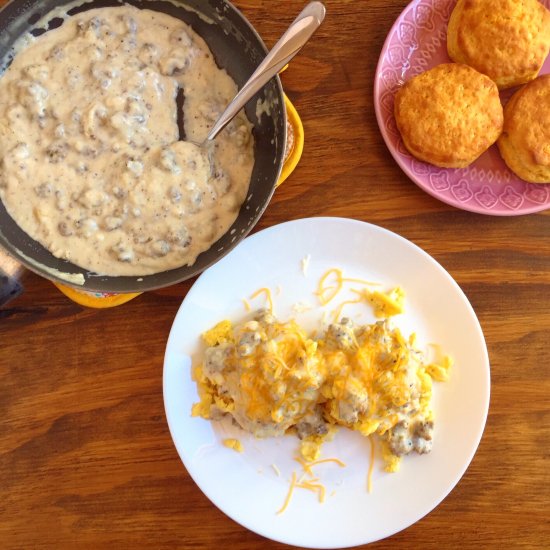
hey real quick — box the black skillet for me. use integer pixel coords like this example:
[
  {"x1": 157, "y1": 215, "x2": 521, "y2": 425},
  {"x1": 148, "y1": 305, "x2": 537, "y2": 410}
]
[{"x1": 0, "y1": 0, "x2": 286, "y2": 294}]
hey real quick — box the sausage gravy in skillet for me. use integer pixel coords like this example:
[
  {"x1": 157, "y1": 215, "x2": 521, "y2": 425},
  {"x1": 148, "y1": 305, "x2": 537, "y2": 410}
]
[{"x1": 0, "y1": 6, "x2": 254, "y2": 275}]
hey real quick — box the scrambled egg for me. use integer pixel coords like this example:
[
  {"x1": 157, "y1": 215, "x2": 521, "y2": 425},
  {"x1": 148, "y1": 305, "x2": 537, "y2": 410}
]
[
  {"x1": 192, "y1": 290, "x2": 451, "y2": 472},
  {"x1": 222, "y1": 438, "x2": 244, "y2": 453}
]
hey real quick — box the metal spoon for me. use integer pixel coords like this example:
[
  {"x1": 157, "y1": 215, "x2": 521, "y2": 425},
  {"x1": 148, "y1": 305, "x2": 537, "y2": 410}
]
[{"x1": 205, "y1": 1, "x2": 326, "y2": 143}]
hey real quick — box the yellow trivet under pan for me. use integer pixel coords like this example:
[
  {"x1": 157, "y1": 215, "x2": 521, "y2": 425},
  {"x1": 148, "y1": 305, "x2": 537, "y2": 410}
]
[{"x1": 54, "y1": 94, "x2": 304, "y2": 309}]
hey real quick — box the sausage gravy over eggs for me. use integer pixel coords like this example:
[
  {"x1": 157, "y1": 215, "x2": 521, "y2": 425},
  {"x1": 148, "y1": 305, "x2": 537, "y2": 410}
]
[{"x1": 0, "y1": 6, "x2": 254, "y2": 276}]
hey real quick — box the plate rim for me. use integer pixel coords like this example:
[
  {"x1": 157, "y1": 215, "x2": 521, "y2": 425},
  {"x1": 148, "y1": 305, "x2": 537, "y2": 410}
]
[
  {"x1": 163, "y1": 216, "x2": 491, "y2": 548},
  {"x1": 373, "y1": 0, "x2": 550, "y2": 217}
]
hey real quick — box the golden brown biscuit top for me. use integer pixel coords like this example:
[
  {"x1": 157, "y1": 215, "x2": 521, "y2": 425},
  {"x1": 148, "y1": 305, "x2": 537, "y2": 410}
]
[
  {"x1": 394, "y1": 63, "x2": 503, "y2": 166},
  {"x1": 451, "y1": 0, "x2": 550, "y2": 84},
  {"x1": 504, "y1": 75, "x2": 550, "y2": 169}
]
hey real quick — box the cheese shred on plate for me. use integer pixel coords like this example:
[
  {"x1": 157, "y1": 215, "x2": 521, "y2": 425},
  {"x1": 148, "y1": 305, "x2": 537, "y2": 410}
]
[{"x1": 192, "y1": 279, "x2": 452, "y2": 478}]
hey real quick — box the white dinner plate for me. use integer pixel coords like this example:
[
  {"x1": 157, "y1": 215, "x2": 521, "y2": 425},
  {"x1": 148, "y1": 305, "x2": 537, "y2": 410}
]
[{"x1": 163, "y1": 217, "x2": 490, "y2": 548}]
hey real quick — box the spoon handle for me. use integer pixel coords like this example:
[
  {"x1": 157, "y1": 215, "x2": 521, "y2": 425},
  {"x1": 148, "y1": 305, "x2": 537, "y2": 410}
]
[{"x1": 206, "y1": 1, "x2": 326, "y2": 142}]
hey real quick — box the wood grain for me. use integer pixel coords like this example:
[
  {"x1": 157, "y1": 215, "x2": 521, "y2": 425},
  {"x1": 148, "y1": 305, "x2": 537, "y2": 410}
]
[{"x1": 1, "y1": 1, "x2": 549, "y2": 548}]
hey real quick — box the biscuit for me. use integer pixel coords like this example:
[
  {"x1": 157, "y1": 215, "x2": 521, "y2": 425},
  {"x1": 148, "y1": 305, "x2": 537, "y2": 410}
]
[
  {"x1": 497, "y1": 75, "x2": 550, "y2": 183},
  {"x1": 394, "y1": 63, "x2": 503, "y2": 169},
  {"x1": 447, "y1": 0, "x2": 550, "y2": 90}
]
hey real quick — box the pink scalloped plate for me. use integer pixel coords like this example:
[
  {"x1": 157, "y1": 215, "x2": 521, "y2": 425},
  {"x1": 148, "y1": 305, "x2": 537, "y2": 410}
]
[{"x1": 374, "y1": 0, "x2": 550, "y2": 216}]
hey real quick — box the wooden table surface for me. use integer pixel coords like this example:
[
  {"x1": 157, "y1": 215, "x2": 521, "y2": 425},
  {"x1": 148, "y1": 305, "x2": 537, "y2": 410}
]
[{"x1": 1, "y1": 0, "x2": 549, "y2": 548}]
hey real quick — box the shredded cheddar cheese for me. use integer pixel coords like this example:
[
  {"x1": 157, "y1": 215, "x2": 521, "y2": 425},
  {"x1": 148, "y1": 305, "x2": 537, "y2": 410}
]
[
  {"x1": 277, "y1": 471, "x2": 297, "y2": 515},
  {"x1": 294, "y1": 456, "x2": 315, "y2": 476},
  {"x1": 297, "y1": 480, "x2": 326, "y2": 503},
  {"x1": 276, "y1": 471, "x2": 328, "y2": 514},
  {"x1": 316, "y1": 268, "x2": 344, "y2": 305},
  {"x1": 273, "y1": 455, "x2": 348, "y2": 513},
  {"x1": 294, "y1": 456, "x2": 346, "y2": 480},
  {"x1": 367, "y1": 436, "x2": 375, "y2": 493},
  {"x1": 316, "y1": 268, "x2": 384, "y2": 307},
  {"x1": 250, "y1": 287, "x2": 274, "y2": 312},
  {"x1": 308, "y1": 457, "x2": 347, "y2": 469}
]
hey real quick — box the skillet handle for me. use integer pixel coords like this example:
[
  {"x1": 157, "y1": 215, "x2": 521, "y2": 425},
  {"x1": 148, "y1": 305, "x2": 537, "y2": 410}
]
[{"x1": 206, "y1": 1, "x2": 326, "y2": 141}]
